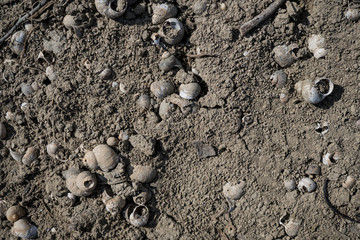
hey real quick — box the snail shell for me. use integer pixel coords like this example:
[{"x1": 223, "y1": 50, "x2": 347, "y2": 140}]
[
  {"x1": 137, "y1": 94, "x2": 151, "y2": 111},
  {"x1": 21, "y1": 83, "x2": 34, "y2": 96},
  {"x1": 46, "y1": 66, "x2": 57, "y2": 81},
  {"x1": 179, "y1": 83, "x2": 201, "y2": 100},
  {"x1": 46, "y1": 141, "x2": 60, "y2": 158},
  {"x1": 102, "y1": 191, "x2": 126, "y2": 216},
  {"x1": 305, "y1": 164, "x2": 321, "y2": 176},
  {"x1": 95, "y1": 0, "x2": 127, "y2": 19},
  {"x1": 75, "y1": 171, "x2": 97, "y2": 193},
  {"x1": 273, "y1": 44, "x2": 298, "y2": 67},
  {"x1": 284, "y1": 218, "x2": 301, "y2": 237},
  {"x1": 150, "y1": 80, "x2": 175, "y2": 98},
  {"x1": 346, "y1": 8, "x2": 360, "y2": 21},
  {"x1": 22, "y1": 147, "x2": 38, "y2": 166},
  {"x1": 308, "y1": 34, "x2": 328, "y2": 59},
  {"x1": 129, "y1": 165, "x2": 157, "y2": 183},
  {"x1": 133, "y1": 189, "x2": 152, "y2": 205},
  {"x1": 223, "y1": 181, "x2": 246, "y2": 200},
  {"x1": 11, "y1": 31, "x2": 27, "y2": 55},
  {"x1": 6, "y1": 206, "x2": 26, "y2": 222},
  {"x1": 298, "y1": 178, "x2": 316, "y2": 192},
  {"x1": 284, "y1": 179, "x2": 296, "y2": 191},
  {"x1": 152, "y1": 4, "x2": 178, "y2": 24},
  {"x1": 83, "y1": 144, "x2": 119, "y2": 172},
  {"x1": 158, "y1": 18, "x2": 185, "y2": 45},
  {"x1": 124, "y1": 205, "x2": 149, "y2": 227},
  {"x1": 10, "y1": 149, "x2": 23, "y2": 162},
  {"x1": 270, "y1": 70, "x2": 287, "y2": 88},
  {"x1": 343, "y1": 176, "x2": 356, "y2": 189},
  {"x1": 295, "y1": 78, "x2": 334, "y2": 104},
  {"x1": 159, "y1": 52, "x2": 183, "y2": 71},
  {"x1": 0, "y1": 122, "x2": 6, "y2": 139},
  {"x1": 106, "y1": 137, "x2": 119, "y2": 146},
  {"x1": 11, "y1": 218, "x2": 37, "y2": 239}
]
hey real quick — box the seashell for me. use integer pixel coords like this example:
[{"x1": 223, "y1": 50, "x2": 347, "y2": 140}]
[
  {"x1": 63, "y1": 15, "x2": 82, "y2": 38},
  {"x1": 83, "y1": 144, "x2": 119, "y2": 172},
  {"x1": 129, "y1": 205, "x2": 149, "y2": 227},
  {"x1": 279, "y1": 88, "x2": 290, "y2": 104},
  {"x1": 46, "y1": 66, "x2": 57, "y2": 81},
  {"x1": 273, "y1": 44, "x2": 298, "y2": 67},
  {"x1": 193, "y1": 1, "x2": 207, "y2": 15},
  {"x1": 270, "y1": 70, "x2": 287, "y2": 88},
  {"x1": 284, "y1": 218, "x2": 301, "y2": 237},
  {"x1": 99, "y1": 66, "x2": 112, "y2": 80},
  {"x1": 298, "y1": 178, "x2": 316, "y2": 192},
  {"x1": 152, "y1": 4, "x2": 178, "y2": 25},
  {"x1": 133, "y1": 190, "x2": 152, "y2": 205},
  {"x1": 179, "y1": 83, "x2": 201, "y2": 100},
  {"x1": 137, "y1": 94, "x2": 151, "y2": 111},
  {"x1": 150, "y1": 80, "x2": 175, "y2": 98},
  {"x1": 95, "y1": 0, "x2": 127, "y2": 19},
  {"x1": 37, "y1": 51, "x2": 53, "y2": 65},
  {"x1": 0, "y1": 122, "x2": 6, "y2": 139},
  {"x1": 75, "y1": 171, "x2": 97, "y2": 193},
  {"x1": 322, "y1": 152, "x2": 337, "y2": 165},
  {"x1": 106, "y1": 137, "x2": 119, "y2": 146},
  {"x1": 159, "y1": 99, "x2": 175, "y2": 120},
  {"x1": 305, "y1": 164, "x2": 321, "y2": 176},
  {"x1": 308, "y1": 34, "x2": 328, "y2": 59},
  {"x1": 6, "y1": 206, "x2": 26, "y2": 222},
  {"x1": 5, "y1": 111, "x2": 16, "y2": 121},
  {"x1": 342, "y1": 176, "x2": 356, "y2": 189},
  {"x1": 223, "y1": 181, "x2": 246, "y2": 200},
  {"x1": 129, "y1": 165, "x2": 157, "y2": 183},
  {"x1": 11, "y1": 218, "x2": 37, "y2": 239},
  {"x1": 21, "y1": 83, "x2": 34, "y2": 96},
  {"x1": 46, "y1": 141, "x2": 61, "y2": 158},
  {"x1": 284, "y1": 179, "x2": 296, "y2": 191},
  {"x1": 0, "y1": 200, "x2": 7, "y2": 218},
  {"x1": 102, "y1": 191, "x2": 126, "y2": 216},
  {"x1": 159, "y1": 52, "x2": 183, "y2": 71},
  {"x1": 345, "y1": 8, "x2": 360, "y2": 21},
  {"x1": 10, "y1": 149, "x2": 23, "y2": 162},
  {"x1": 158, "y1": 18, "x2": 185, "y2": 45},
  {"x1": 295, "y1": 78, "x2": 334, "y2": 104},
  {"x1": 22, "y1": 147, "x2": 38, "y2": 166},
  {"x1": 11, "y1": 31, "x2": 27, "y2": 55}
]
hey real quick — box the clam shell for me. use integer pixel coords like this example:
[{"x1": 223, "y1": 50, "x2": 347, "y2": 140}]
[
  {"x1": 179, "y1": 83, "x2": 201, "y2": 100},
  {"x1": 284, "y1": 218, "x2": 301, "y2": 237},
  {"x1": 129, "y1": 205, "x2": 149, "y2": 227},
  {"x1": 270, "y1": 70, "x2": 287, "y2": 88},
  {"x1": 22, "y1": 147, "x2": 38, "y2": 166},
  {"x1": 0, "y1": 122, "x2": 6, "y2": 139},
  {"x1": 223, "y1": 181, "x2": 246, "y2": 200},
  {"x1": 95, "y1": 0, "x2": 127, "y2": 19},
  {"x1": 6, "y1": 206, "x2": 26, "y2": 222},
  {"x1": 11, "y1": 31, "x2": 26, "y2": 55},
  {"x1": 129, "y1": 165, "x2": 157, "y2": 183},
  {"x1": 298, "y1": 178, "x2": 316, "y2": 192},
  {"x1": 92, "y1": 144, "x2": 119, "y2": 172},
  {"x1": 158, "y1": 18, "x2": 185, "y2": 45},
  {"x1": 150, "y1": 80, "x2": 175, "y2": 98},
  {"x1": 11, "y1": 219, "x2": 37, "y2": 239},
  {"x1": 152, "y1": 4, "x2": 178, "y2": 24},
  {"x1": 76, "y1": 171, "x2": 97, "y2": 193},
  {"x1": 295, "y1": 78, "x2": 333, "y2": 104}
]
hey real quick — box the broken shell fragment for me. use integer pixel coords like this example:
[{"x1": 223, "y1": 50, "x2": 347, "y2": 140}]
[
  {"x1": 305, "y1": 164, "x2": 321, "y2": 176},
  {"x1": 150, "y1": 80, "x2": 175, "y2": 98},
  {"x1": 95, "y1": 0, "x2": 127, "y2": 19},
  {"x1": 279, "y1": 88, "x2": 290, "y2": 104},
  {"x1": 83, "y1": 144, "x2": 119, "y2": 172},
  {"x1": 158, "y1": 18, "x2": 185, "y2": 45},
  {"x1": 298, "y1": 178, "x2": 316, "y2": 192},
  {"x1": 223, "y1": 181, "x2": 246, "y2": 200},
  {"x1": 270, "y1": 70, "x2": 287, "y2": 88},
  {"x1": 102, "y1": 191, "x2": 126, "y2": 216},
  {"x1": 0, "y1": 122, "x2": 6, "y2": 139},
  {"x1": 308, "y1": 34, "x2": 328, "y2": 59},
  {"x1": 284, "y1": 179, "x2": 296, "y2": 191},
  {"x1": 99, "y1": 66, "x2": 112, "y2": 80},
  {"x1": 159, "y1": 52, "x2": 183, "y2": 71},
  {"x1": 22, "y1": 147, "x2": 38, "y2": 166},
  {"x1": 273, "y1": 44, "x2": 298, "y2": 67},
  {"x1": 283, "y1": 218, "x2": 301, "y2": 237},
  {"x1": 11, "y1": 31, "x2": 27, "y2": 55},
  {"x1": 322, "y1": 152, "x2": 337, "y2": 165},
  {"x1": 342, "y1": 176, "x2": 356, "y2": 189},
  {"x1": 6, "y1": 206, "x2": 26, "y2": 222},
  {"x1": 46, "y1": 66, "x2": 57, "y2": 81},
  {"x1": 21, "y1": 83, "x2": 34, "y2": 96},
  {"x1": 10, "y1": 149, "x2": 23, "y2": 162},
  {"x1": 46, "y1": 142, "x2": 61, "y2": 158},
  {"x1": 11, "y1": 218, "x2": 37, "y2": 239},
  {"x1": 179, "y1": 83, "x2": 201, "y2": 100},
  {"x1": 129, "y1": 165, "x2": 157, "y2": 183},
  {"x1": 129, "y1": 205, "x2": 149, "y2": 227},
  {"x1": 346, "y1": 8, "x2": 360, "y2": 21},
  {"x1": 295, "y1": 78, "x2": 334, "y2": 104},
  {"x1": 152, "y1": 4, "x2": 178, "y2": 24}
]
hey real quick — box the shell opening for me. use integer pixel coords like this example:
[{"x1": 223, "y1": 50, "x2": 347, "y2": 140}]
[
  {"x1": 84, "y1": 180, "x2": 94, "y2": 188},
  {"x1": 314, "y1": 78, "x2": 334, "y2": 97}
]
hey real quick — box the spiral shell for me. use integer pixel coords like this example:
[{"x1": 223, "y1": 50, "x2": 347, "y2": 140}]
[
  {"x1": 11, "y1": 31, "x2": 27, "y2": 55},
  {"x1": 66, "y1": 170, "x2": 97, "y2": 197},
  {"x1": 46, "y1": 141, "x2": 60, "y2": 158},
  {"x1": 129, "y1": 165, "x2": 157, "y2": 183},
  {"x1": 95, "y1": 0, "x2": 127, "y2": 19},
  {"x1": 179, "y1": 83, "x2": 201, "y2": 100},
  {"x1": 11, "y1": 219, "x2": 37, "y2": 239},
  {"x1": 83, "y1": 144, "x2": 119, "y2": 172},
  {"x1": 6, "y1": 206, "x2": 26, "y2": 222},
  {"x1": 133, "y1": 190, "x2": 152, "y2": 205},
  {"x1": 223, "y1": 181, "x2": 246, "y2": 200},
  {"x1": 22, "y1": 147, "x2": 38, "y2": 166},
  {"x1": 150, "y1": 80, "x2": 175, "y2": 98},
  {"x1": 298, "y1": 178, "x2": 316, "y2": 192},
  {"x1": 124, "y1": 205, "x2": 149, "y2": 227},
  {"x1": 295, "y1": 78, "x2": 334, "y2": 104},
  {"x1": 273, "y1": 44, "x2": 298, "y2": 67},
  {"x1": 0, "y1": 122, "x2": 6, "y2": 139},
  {"x1": 102, "y1": 191, "x2": 126, "y2": 216},
  {"x1": 270, "y1": 70, "x2": 287, "y2": 88},
  {"x1": 152, "y1": 4, "x2": 178, "y2": 24},
  {"x1": 158, "y1": 18, "x2": 185, "y2": 45},
  {"x1": 159, "y1": 52, "x2": 183, "y2": 71}
]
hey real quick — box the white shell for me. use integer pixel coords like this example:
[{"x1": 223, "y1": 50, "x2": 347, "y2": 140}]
[
  {"x1": 10, "y1": 149, "x2": 23, "y2": 162},
  {"x1": 322, "y1": 152, "x2": 337, "y2": 165},
  {"x1": 95, "y1": 0, "x2": 127, "y2": 19},
  {"x1": 46, "y1": 142, "x2": 60, "y2": 158},
  {"x1": 46, "y1": 66, "x2": 57, "y2": 81},
  {"x1": 342, "y1": 176, "x2": 356, "y2": 189},
  {"x1": 284, "y1": 218, "x2": 301, "y2": 237},
  {"x1": 223, "y1": 181, "x2": 246, "y2": 200},
  {"x1": 273, "y1": 44, "x2": 298, "y2": 67},
  {"x1": 295, "y1": 78, "x2": 334, "y2": 104},
  {"x1": 21, "y1": 84, "x2": 34, "y2": 96},
  {"x1": 298, "y1": 178, "x2": 316, "y2": 192},
  {"x1": 179, "y1": 83, "x2": 201, "y2": 100},
  {"x1": 152, "y1": 4, "x2": 178, "y2": 24},
  {"x1": 345, "y1": 8, "x2": 360, "y2": 21},
  {"x1": 129, "y1": 205, "x2": 149, "y2": 227},
  {"x1": 308, "y1": 34, "x2": 327, "y2": 59},
  {"x1": 284, "y1": 179, "x2": 296, "y2": 191},
  {"x1": 270, "y1": 70, "x2": 287, "y2": 88},
  {"x1": 11, "y1": 219, "x2": 38, "y2": 239}
]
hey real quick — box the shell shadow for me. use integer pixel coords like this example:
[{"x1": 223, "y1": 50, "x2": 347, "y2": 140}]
[{"x1": 315, "y1": 84, "x2": 344, "y2": 109}]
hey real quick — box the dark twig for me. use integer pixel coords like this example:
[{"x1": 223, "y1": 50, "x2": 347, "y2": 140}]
[
  {"x1": 240, "y1": 0, "x2": 286, "y2": 35},
  {"x1": 0, "y1": 0, "x2": 48, "y2": 46},
  {"x1": 323, "y1": 178, "x2": 360, "y2": 223}
]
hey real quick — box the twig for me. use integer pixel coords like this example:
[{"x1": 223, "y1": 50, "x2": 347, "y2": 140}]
[
  {"x1": 187, "y1": 53, "x2": 217, "y2": 58},
  {"x1": 240, "y1": 0, "x2": 286, "y2": 35},
  {"x1": 0, "y1": 0, "x2": 48, "y2": 46}
]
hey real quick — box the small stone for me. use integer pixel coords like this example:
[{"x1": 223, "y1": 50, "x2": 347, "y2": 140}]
[{"x1": 194, "y1": 141, "x2": 216, "y2": 159}]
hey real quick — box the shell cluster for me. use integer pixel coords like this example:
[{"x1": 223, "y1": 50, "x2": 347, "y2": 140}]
[
  {"x1": 3, "y1": 205, "x2": 37, "y2": 239},
  {"x1": 64, "y1": 168, "x2": 98, "y2": 197}
]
